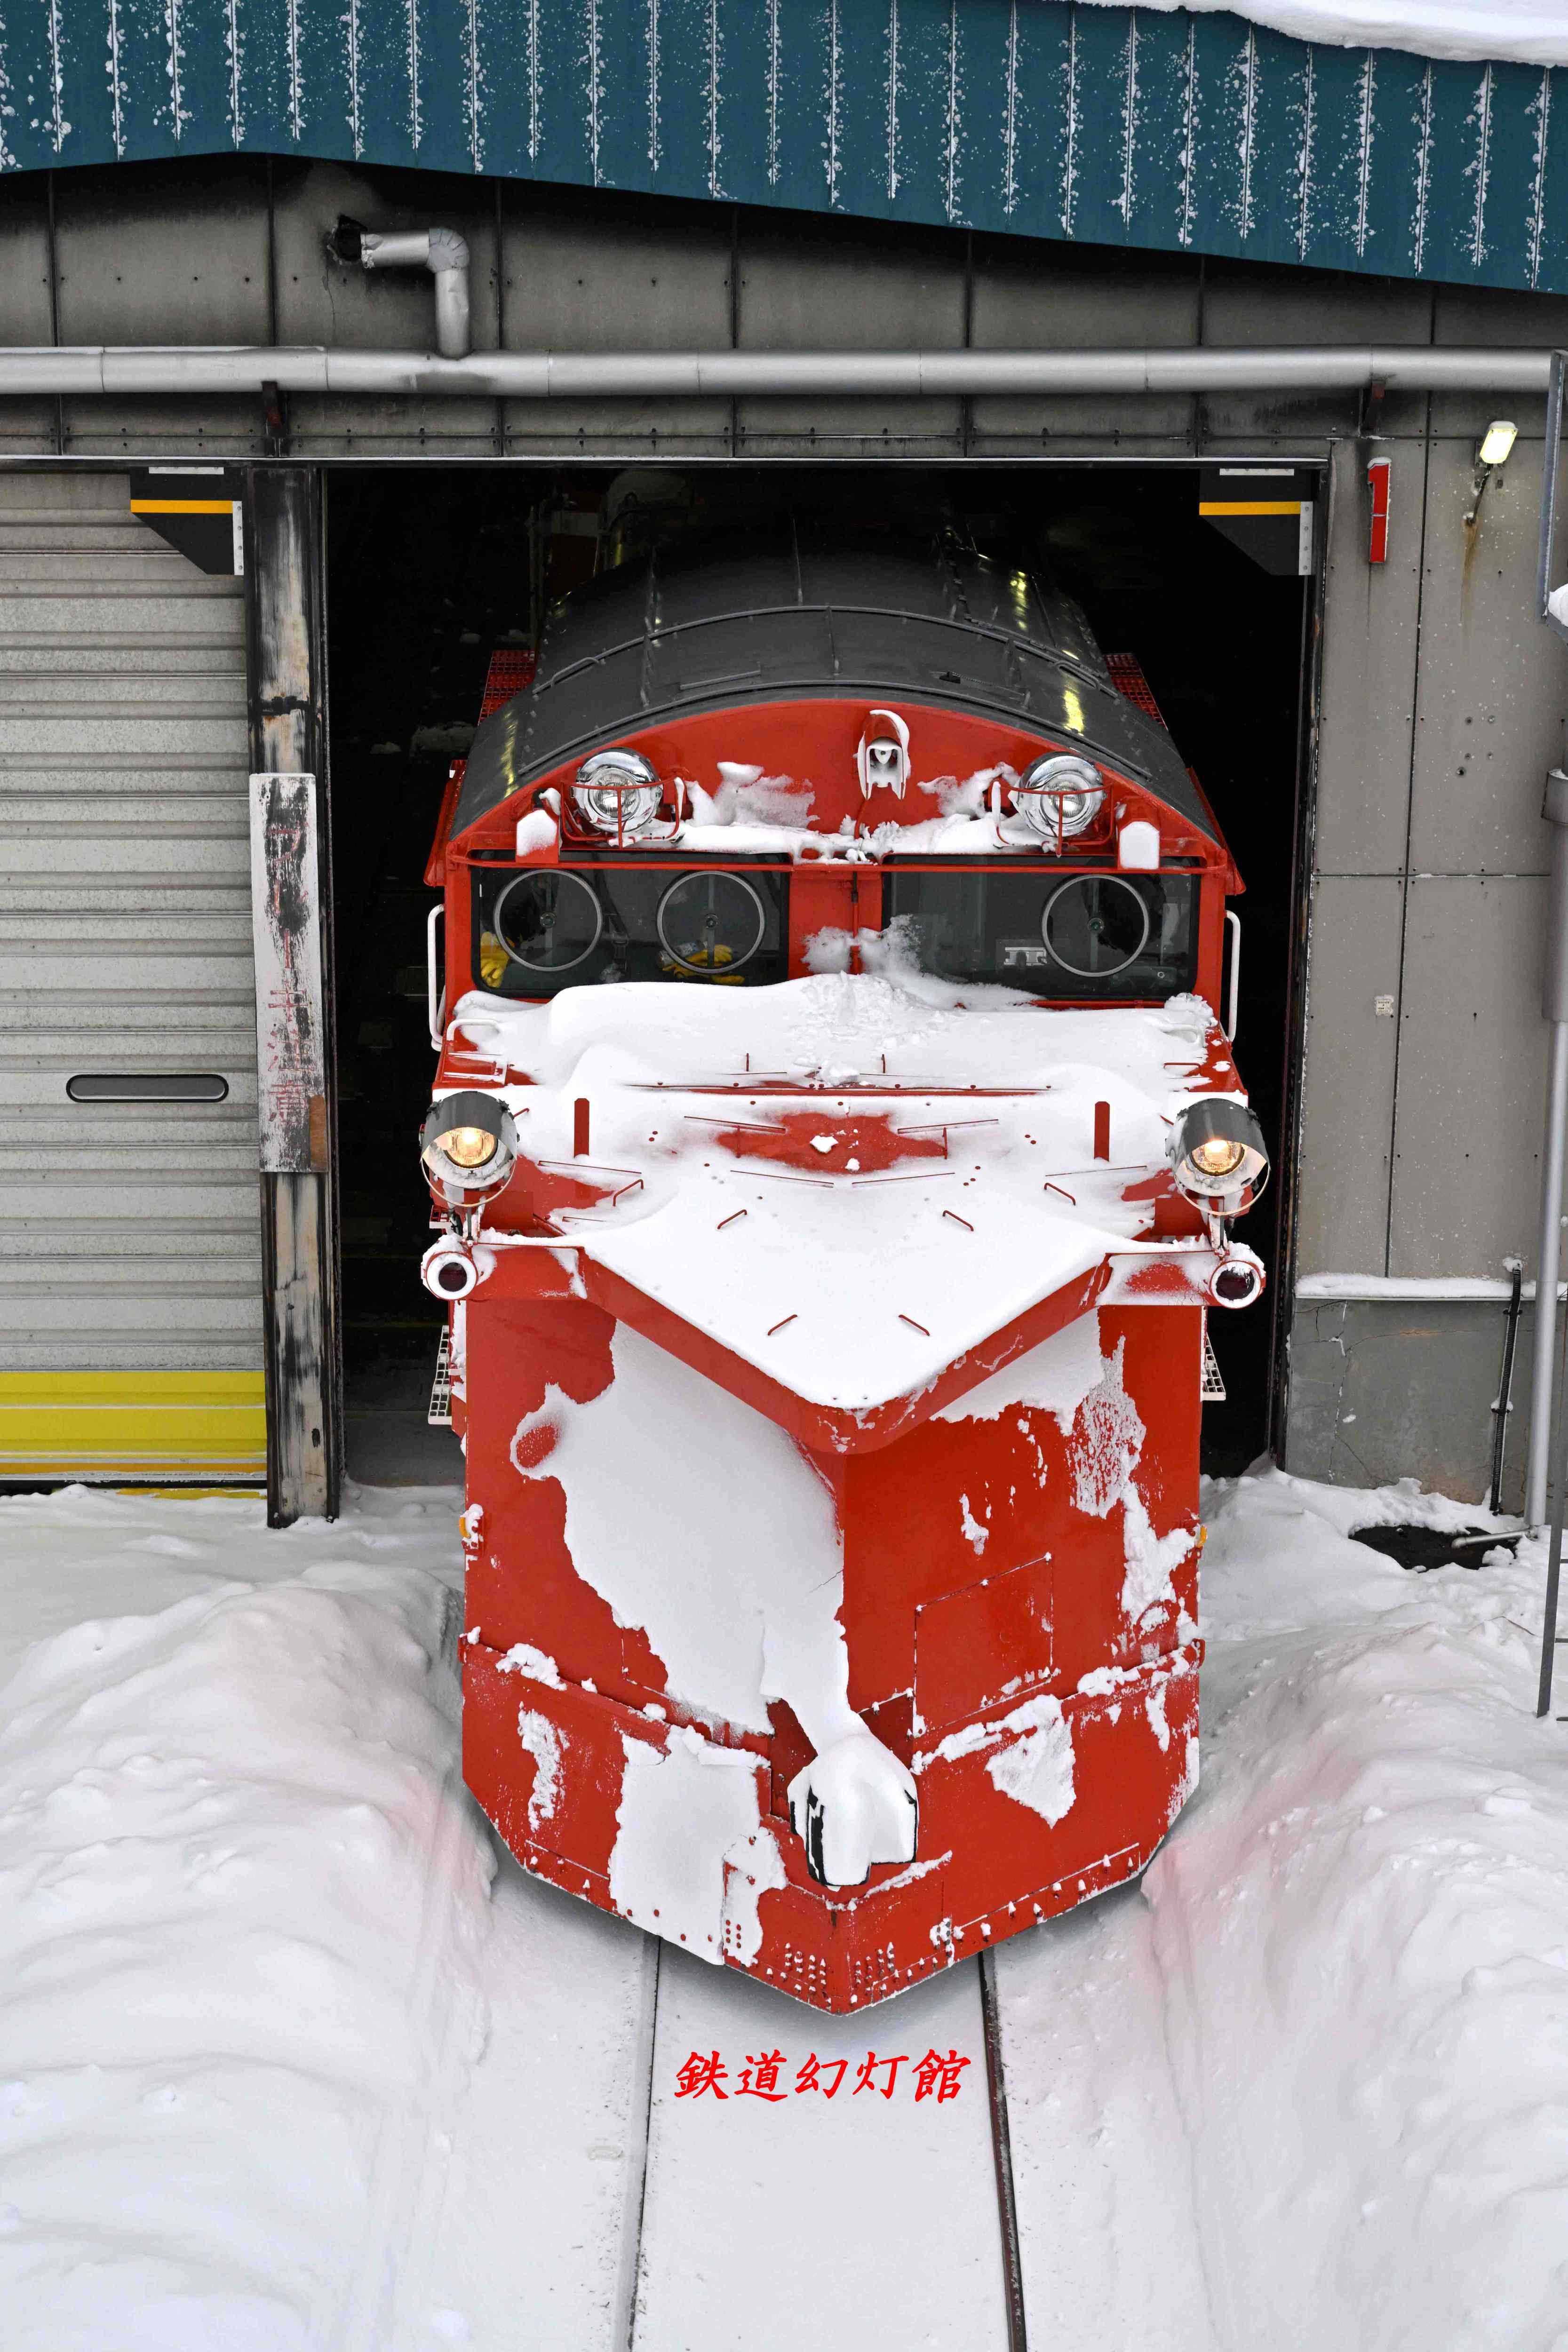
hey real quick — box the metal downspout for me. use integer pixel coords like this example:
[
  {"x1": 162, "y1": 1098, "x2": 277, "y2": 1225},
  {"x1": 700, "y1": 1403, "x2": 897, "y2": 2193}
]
[{"x1": 1526, "y1": 900, "x2": 1568, "y2": 1532}]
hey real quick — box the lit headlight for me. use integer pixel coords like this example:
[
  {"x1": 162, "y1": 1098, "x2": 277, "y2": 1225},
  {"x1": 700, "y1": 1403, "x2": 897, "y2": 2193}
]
[
  {"x1": 572, "y1": 748, "x2": 663, "y2": 839},
  {"x1": 443, "y1": 1126, "x2": 499, "y2": 1169},
  {"x1": 1011, "y1": 754, "x2": 1105, "y2": 842},
  {"x1": 421, "y1": 1090, "x2": 517, "y2": 1189},
  {"x1": 1170, "y1": 1098, "x2": 1269, "y2": 1213}
]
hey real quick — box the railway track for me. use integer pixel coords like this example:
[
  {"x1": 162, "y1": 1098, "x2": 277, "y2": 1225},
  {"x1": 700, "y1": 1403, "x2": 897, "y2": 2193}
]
[
  {"x1": 410, "y1": 1836, "x2": 1219, "y2": 2352},
  {"x1": 382, "y1": 1606, "x2": 1212, "y2": 2351}
]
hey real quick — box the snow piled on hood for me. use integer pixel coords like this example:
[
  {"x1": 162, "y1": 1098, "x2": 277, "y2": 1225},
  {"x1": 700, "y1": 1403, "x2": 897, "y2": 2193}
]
[{"x1": 1080, "y1": 0, "x2": 1568, "y2": 69}]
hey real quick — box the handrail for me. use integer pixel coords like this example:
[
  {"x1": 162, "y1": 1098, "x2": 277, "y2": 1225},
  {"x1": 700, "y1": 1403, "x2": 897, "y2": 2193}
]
[{"x1": 427, "y1": 904, "x2": 446, "y2": 1052}]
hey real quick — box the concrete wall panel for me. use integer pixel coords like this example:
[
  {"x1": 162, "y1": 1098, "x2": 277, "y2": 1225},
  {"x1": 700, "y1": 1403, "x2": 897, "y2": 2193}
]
[
  {"x1": 56, "y1": 400, "x2": 263, "y2": 459},
  {"x1": 1294, "y1": 876, "x2": 1404, "y2": 1276},
  {"x1": 735, "y1": 214, "x2": 964, "y2": 452},
  {"x1": 0, "y1": 405, "x2": 68, "y2": 459},
  {"x1": 1284, "y1": 1298, "x2": 1523, "y2": 1507},
  {"x1": 507, "y1": 187, "x2": 733, "y2": 351},
  {"x1": 1315, "y1": 436, "x2": 1421, "y2": 876},
  {"x1": 968, "y1": 239, "x2": 1199, "y2": 447},
  {"x1": 499, "y1": 406, "x2": 733, "y2": 459},
  {"x1": 1195, "y1": 265, "x2": 1434, "y2": 447},
  {"x1": 0, "y1": 179, "x2": 55, "y2": 348},
  {"x1": 1406, "y1": 435, "x2": 1567, "y2": 877},
  {"x1": 54, "y1": 159, "x2": 272, "y2": 347},
  {"x1": 1389, "y1": 874, "x2": 1547, "y2": 1278},
  {"x1": 499, "y1": 182, "x2": 735, "y2": 450},
  {"x1": 1435, "y1": 288, "x2": 1568, "y2": 347},
  {"x1": 284, "y1": 408, "x2": 504, "y2": 459},
  {"x1": 1200, "y1": 262, "x2": 1435, "y2": 349}
]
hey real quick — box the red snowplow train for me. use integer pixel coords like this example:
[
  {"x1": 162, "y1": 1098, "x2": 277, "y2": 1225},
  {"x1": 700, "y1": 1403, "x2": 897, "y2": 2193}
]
[{"x1": 420, "y1": 533, "x2": 1266, "y2": 2013}]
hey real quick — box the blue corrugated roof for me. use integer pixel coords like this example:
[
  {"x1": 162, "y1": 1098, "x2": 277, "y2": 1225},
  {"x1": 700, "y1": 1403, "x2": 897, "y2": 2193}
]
[{"x1": 3, "y1": 0, "x2": 1564, "y2": 295}]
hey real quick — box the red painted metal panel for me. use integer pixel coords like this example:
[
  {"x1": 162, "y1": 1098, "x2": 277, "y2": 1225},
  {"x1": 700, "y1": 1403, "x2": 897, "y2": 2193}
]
[{"x1": 914, "y1": 1558, "x2": 1055, "y2": 1734}]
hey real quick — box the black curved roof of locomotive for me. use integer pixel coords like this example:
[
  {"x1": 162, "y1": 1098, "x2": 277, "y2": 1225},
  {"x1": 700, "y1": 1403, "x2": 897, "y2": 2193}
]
[{"x1": 451, "y1": 530, "x2": 1218, "y2": 845}]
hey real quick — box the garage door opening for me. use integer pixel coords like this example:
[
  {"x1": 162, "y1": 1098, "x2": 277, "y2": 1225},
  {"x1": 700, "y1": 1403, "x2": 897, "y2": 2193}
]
[{"x1": 326, "y1": 463, "x2": 1310, "y2": 1483}]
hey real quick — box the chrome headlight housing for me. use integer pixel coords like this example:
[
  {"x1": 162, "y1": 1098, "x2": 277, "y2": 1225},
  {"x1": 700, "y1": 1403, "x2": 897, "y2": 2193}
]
[
  {"x1": 1011, "y1": 754, "x2": 1106, "y2": 842},
  {"x1": 572, "y1": 748, "x2": 663, "y2": 839},
  {"x1": 1170, "y1": 1097, "x2": 1269, "y2": 1215},
  {"x1": 421, "y1": 1090, "x2": 518, "y2": 1190}
]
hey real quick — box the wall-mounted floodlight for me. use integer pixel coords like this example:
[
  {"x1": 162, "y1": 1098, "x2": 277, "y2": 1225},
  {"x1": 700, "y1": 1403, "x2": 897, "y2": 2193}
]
[{"x1": 1465, "y1": 419, "x2": 1518, "y2": 527}]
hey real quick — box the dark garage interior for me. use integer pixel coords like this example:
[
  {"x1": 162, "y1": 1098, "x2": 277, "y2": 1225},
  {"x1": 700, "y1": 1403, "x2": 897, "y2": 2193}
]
[{"x1": 326, "y1": 463, "x2": 1309, "y2": 1484}]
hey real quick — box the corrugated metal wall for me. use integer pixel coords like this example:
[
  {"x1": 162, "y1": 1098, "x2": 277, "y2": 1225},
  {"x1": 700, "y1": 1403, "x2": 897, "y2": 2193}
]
[
  {"x1": 3, "y1": 2, "x2": 1567, "y2": 298},
  {"x1": 0, "y1": 471, "x2": 265, "y2": 1480}
]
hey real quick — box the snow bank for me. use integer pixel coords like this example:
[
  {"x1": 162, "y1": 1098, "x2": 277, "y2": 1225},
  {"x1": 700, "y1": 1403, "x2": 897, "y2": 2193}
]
[
  {"x1": 1140, "y1": 1466, "x2": 1568, "y2": 2347},
  {"x1": 1080, "y1": 0, "x2": 1568, "y2": 70},
  {"x1": 0, "y1": 1483, "x2": 492, "y2": 2352}
]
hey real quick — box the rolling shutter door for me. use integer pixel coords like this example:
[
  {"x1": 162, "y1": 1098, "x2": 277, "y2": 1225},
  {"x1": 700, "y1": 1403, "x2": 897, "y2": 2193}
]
[{"x1": 0, "y1": 470, "x2": 265, "y2": 1481}]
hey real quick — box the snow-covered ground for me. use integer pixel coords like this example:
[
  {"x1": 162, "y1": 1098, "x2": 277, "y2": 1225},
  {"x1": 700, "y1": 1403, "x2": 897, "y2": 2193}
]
[{"x1": 2, "y1": 1469, "x2": 1567, "y2": 2350}]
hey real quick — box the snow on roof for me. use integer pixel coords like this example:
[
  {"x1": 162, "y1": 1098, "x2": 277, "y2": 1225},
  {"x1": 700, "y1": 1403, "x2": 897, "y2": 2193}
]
[
  {"x1": 450, "y1": 970, "x2": 1241, "y2": 1415},
  {"x1": 1082, "y1": 0, "x2": 1568, "y2": 69}
]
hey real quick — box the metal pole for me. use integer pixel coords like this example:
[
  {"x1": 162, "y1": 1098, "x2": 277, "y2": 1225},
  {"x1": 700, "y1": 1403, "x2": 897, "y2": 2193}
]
[
  {"x1": 1489, "y1": 1256, "x2": 1523, "y2": 1514},
  {"x1": 978, "y1": 1949, "x2": 1029, "y2": 2352},
  {"x1": 1527, "y1": 1017, "x2": 1568, "y2": 1526},
  {"x1": 1525, "y1": 773, "x2": 1568, "y2": 1529},
  {"x1": 1538, "y1": 1429, "x2": 1566, "y2": 1716}
]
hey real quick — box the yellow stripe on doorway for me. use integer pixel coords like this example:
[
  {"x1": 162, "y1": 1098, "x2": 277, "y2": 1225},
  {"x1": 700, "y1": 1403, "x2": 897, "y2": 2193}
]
[
  {"x1": 1198, "y1": 501, "x2": 1303, "y2": 516},
  {"x1": 129, "y1": 498, "x2": 236, "y2": 515},
  {"x1": 0, "y1": 1370, "x2": 266, "y2": 1479}
]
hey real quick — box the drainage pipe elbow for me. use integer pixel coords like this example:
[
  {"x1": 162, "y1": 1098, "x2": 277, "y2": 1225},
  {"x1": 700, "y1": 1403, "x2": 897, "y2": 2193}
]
[
  {"x1": 343, "y1": 223, "x2": 473, "y2": 359},
  {"x1": 426, "y1": 230, "x2": 472, "y2": 363}
]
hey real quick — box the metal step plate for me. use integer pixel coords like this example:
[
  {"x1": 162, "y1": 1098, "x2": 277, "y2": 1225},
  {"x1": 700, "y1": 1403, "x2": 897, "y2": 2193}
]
[{"x1": 428, "y1": 1324, "x2": 453, "y2": 1426}]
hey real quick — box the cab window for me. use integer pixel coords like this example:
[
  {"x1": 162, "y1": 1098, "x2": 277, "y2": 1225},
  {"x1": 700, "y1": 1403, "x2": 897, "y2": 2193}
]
[
  {"x1": 882, "y1": 868, "x2": 1197, "y2": 998},
  {"x1": 472, "y1": 862, "x2": 791, "y2": 996}
]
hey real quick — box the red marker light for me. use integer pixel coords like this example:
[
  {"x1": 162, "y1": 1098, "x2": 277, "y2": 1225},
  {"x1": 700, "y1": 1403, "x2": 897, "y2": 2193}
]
[{"x1": 1367, "y1": 458, "x2": 1391, "y2": 565}]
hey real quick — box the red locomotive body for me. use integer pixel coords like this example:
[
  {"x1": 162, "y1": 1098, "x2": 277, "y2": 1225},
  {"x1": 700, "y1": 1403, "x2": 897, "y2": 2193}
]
[{"x1": 421, "y1": 535, "x2": 1266, "y2": 2012}]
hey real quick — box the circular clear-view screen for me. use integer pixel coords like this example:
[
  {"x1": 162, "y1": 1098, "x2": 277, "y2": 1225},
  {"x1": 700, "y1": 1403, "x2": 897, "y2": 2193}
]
[
  {"x1": 493, "y1": 870, "x2": 604, "y2": 971},
  {"x1": 1042, "y1": 874, "x2": 1152, "y2": 978},
  {"x1": 656, "y1": 872, "x2": 766, "y2": 977}
]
